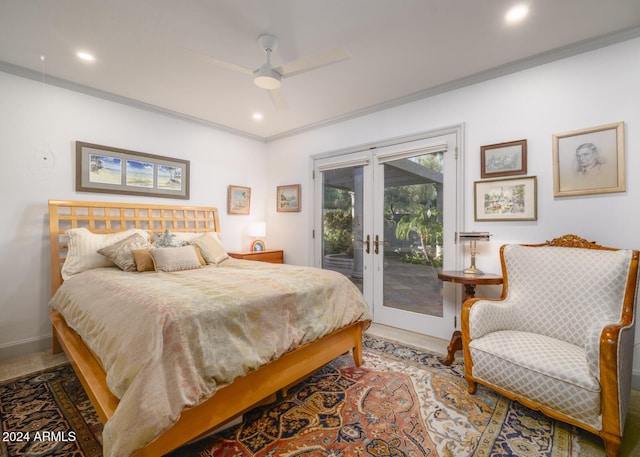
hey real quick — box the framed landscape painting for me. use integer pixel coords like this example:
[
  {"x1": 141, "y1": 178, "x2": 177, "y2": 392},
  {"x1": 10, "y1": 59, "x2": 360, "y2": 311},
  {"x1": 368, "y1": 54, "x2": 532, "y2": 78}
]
[
  {"x1": 227, "y1": 185, "x2": 251, "y2": 215},
  {"x1": 480, "y1": 139, "x2": 527, "y2": 178},
  {"x1": 76, "y1": 141, "x2": 189, "y2": 199},
  {"x1": 474, "y1": 176, "x2": 537, "y2": 221},
  {"x1": 277, "y1": 184, "x2": 301, "y2": 212}
]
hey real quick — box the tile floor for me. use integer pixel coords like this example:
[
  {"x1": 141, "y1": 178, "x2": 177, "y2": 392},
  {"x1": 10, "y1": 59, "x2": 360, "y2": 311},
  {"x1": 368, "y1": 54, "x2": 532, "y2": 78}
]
[
  {"x1": 366, "y1": 322, "x2": 449, "y2": 354},
  {"x1": 0, "y1": 348, "x2": 68, "y2": 382}
]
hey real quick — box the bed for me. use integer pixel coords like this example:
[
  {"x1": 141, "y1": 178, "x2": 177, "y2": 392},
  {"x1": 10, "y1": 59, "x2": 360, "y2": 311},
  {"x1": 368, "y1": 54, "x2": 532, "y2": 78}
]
[{"x1": 47, "y1": 199, "x2": 370, "y2": 457}]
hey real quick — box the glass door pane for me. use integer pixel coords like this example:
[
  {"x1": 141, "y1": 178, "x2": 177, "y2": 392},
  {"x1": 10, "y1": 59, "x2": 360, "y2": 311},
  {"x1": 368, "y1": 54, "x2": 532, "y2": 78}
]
[
  {"x1": 382, "y1": 152, "x2": 444, "y2": 317},
  {"x1": 320, "y1": 166, "x2": 364, "y2": 292}
]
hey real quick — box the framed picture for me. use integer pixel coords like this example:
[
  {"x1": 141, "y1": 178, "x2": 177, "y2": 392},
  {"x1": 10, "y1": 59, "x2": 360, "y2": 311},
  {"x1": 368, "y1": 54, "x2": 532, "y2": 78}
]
[
  {"x1": 277, "y1": 184, "x2": 301, "y2": 212},
  {"x1": 552, "y1": 121, "x2": 625, "y2": 197},
  {"x1": 227, "y1": 185, "x2": 251, "y2": 215},
  {"x1": 76, "y1": 141, "x2": 189, "y2": 199},
  {"x1": 480, "y1": 139, "x2": 527, "y2": 178},
  {"x1": 474, "y1": 176, "x2": 537, "y2": 221}
]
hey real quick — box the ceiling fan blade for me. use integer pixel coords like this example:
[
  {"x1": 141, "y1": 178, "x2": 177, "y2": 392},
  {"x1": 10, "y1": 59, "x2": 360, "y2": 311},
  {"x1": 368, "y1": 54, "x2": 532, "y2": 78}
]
[
  {"x1": 268, "y1": 88, "x2": 288, "y2": 110},
  {"x1": 198, "y1": 54, "x2": 254, "y2": 76},
  {"x1": 275, "y1": 46, "x2": 350, "y2": 78}
]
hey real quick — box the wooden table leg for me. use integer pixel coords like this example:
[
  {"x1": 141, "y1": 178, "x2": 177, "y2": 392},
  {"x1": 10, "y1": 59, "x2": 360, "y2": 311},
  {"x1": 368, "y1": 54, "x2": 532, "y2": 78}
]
[
  {"x1": 442, "y1": 284, "x2": 475, "y2": 365},
  {"x1": 442, "y1": 330, "x2": 462, "y2": 366}
]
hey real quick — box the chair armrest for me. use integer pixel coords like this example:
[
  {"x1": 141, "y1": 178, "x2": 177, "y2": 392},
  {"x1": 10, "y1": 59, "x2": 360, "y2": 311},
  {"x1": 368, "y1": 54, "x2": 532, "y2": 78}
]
[
  {"x1": 463, "y1": 297, "x2": 519, "y2": 340},
  {"x1": 584, "y1": 319, "x2": 613, "y2": 380},
  {"x1": 584, "y1": 316, "x2": 628, "y2": 379},
  {"x1": 598, "y1": 320, "x2": 636, "y2": 436}
]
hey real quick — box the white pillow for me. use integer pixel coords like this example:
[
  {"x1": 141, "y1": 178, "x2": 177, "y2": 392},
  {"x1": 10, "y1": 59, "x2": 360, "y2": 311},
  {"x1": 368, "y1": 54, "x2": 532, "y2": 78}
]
[{"x1": 61, "y1": 228, "x2": 151, "y2": 280}]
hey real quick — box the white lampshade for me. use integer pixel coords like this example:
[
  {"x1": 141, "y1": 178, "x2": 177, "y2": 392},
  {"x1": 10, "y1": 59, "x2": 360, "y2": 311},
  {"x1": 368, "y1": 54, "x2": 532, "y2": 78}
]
[{"x1": 248, "y1": 222, "x2": 266, "y2": 238}]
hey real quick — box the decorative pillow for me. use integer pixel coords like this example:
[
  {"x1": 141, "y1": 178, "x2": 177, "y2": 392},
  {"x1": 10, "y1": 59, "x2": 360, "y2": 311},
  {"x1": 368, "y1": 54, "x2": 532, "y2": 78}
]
[
  {"x1": 97, "y1": 233, "x2": 153, "y2": 272},
  {"x1": 150, "y1": 246, "x2": 202, "y2": 272},
  {"x1": 153, "y1": 230, "x2": 188, "y2": 248},
  {"x1": 152, "y1": 230, "x2": 221, "y2": 248},
  {"x1": 189, "y1": 232, "x2": 229, "y2": 264},
  {"x1": 133, "y1": 246, "x2": 206, "y2": 272},
  {"x1": 61, "y1": 228, "x2": 151, "y2": 280},
  {"x1": 132, "y1": 249, "x2": 156, "y2": 272}
]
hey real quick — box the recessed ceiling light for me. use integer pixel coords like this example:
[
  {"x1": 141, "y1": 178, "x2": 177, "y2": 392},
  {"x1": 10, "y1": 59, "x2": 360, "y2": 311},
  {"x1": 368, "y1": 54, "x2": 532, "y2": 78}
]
[
  {"x1": 505, "y1": 4, "x2": 529, "y2": 24},
  {"x1": 252, "y1": 112, "x2": 263, "y2": 121},
  {"x1": 76, "y1": 51, "x2": 95, "y2": 62}
]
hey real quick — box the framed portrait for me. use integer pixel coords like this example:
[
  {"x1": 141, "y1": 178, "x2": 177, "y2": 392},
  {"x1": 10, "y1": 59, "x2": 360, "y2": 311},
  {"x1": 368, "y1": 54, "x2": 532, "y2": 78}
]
[
  {"x1": 474, "y1": 176, "x2": 537, "y2": 221},
  {"x1": 276, "y1": 184, "x2": 301, "y2": 212},
  {"x1": 552, "y1": 121, "x2": 625, "y2": 197},
  {"x1": 480, "y1": 139, "x2": 527, "y2": 178},
  {"x1": 227, "y1": 185, "x2": 251, "y2": 215},
  {"x1": 76, "y1": 141, "x2": 190, "y2": 199}
]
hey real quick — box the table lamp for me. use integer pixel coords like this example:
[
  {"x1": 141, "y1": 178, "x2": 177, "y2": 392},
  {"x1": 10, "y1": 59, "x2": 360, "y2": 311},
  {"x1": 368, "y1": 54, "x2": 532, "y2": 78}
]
[
  {"x1": 459, "y1": 232, "x2": 491, "y2": 275},
  {"x1": 248, "y1": 222, "x2": 266, "y2": 251}
]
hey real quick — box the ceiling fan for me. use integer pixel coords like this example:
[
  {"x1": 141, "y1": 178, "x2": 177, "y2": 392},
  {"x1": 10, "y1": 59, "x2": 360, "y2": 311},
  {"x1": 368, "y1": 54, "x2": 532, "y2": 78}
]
[{"x1": 205, "y1": 34, "x2": 351, "y2": 110}]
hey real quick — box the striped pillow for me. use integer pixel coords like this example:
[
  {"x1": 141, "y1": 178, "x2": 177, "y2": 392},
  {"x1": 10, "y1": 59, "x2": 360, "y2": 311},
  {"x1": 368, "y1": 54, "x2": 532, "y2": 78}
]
[{"x1": 189, "y1": 233, "x2": 229, "y2": 264}]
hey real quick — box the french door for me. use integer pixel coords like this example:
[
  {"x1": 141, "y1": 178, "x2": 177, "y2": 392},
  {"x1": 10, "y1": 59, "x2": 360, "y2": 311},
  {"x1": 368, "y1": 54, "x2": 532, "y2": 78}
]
[{"x1": 312, "y1": 130, "x2": 462, "y2": 339}]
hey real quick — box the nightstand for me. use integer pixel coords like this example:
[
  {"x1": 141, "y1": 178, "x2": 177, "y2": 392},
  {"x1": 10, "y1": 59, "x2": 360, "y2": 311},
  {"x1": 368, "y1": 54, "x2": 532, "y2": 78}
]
[{"x1": 228, "y1": 249, "x2": 284, "y2": 264}]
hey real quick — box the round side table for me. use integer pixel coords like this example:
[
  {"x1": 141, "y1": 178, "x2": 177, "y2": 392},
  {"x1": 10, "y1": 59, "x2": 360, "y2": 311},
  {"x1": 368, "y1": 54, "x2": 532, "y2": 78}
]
[{"x1": 437, "y1": 270, "x2": 503, "y2": 366}]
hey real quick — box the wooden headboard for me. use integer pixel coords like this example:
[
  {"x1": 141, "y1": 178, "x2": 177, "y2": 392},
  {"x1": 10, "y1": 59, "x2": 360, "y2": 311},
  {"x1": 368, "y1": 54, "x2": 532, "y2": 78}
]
[{"x1": 48, "y1": 200, "x2": 221, "y2": 295}]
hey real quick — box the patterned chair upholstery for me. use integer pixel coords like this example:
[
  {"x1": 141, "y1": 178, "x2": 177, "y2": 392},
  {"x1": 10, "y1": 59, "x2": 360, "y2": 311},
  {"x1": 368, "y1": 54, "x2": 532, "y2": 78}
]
[{"x1": 461, "y1": 234, "x2": 639, "y2": 457}]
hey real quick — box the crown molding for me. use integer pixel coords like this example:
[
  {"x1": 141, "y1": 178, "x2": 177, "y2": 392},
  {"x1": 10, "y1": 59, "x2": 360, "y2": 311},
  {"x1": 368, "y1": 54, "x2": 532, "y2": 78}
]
[{"x1": 0, "y1": 60, "x2": 265, "y2": 142}]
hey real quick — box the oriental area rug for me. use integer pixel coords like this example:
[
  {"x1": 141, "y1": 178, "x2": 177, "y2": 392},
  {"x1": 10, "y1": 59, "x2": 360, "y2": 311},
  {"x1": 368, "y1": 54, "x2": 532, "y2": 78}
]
[{"x1": 0, "y1": 335, "x2": 606, "y2": 457}]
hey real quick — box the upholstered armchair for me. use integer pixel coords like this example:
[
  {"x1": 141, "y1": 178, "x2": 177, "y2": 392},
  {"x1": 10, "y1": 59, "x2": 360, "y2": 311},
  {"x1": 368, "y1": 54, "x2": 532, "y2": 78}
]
[{"x1": 461, "y1": 235, "x2": 639, "y2": 457}]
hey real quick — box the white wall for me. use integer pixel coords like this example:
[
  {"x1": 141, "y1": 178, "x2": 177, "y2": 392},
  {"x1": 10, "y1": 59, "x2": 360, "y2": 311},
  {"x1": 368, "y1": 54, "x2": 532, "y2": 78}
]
[
  {"x1": 266, "y1": 37, "x2": 640, "y2": 384},
  {"x1": 0, "y1": 71, "x2": 268, "y2": 358}
]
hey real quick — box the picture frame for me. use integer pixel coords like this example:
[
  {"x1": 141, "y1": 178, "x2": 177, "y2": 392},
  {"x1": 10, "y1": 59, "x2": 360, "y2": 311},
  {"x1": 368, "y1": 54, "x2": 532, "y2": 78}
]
[
  {"x1": 227, "y1": 185, "x2": 251, "y2": 215},
  {"x1": 474, "y1": 176, "x2": 537, "y2": 221},
  {"x1": 552, "y1": 121, "x2": 625, "y2": 197},
  {"x1": 276, "y1": 184, "x2": 301, "y2": 212},
  {"x1": 76, "y1": 141, "x2": 190, "y2": 199},
  {"x1": 480, "y1": 139, "x2": 527, "y2": 178}
]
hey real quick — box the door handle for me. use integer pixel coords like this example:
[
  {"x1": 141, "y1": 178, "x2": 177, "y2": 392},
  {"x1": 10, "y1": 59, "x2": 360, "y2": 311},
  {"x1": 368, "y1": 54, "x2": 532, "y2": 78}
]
[
  {"x1": 374, "y1": 235, "x2": 389, "y2": 254},
  {"x1": 364, "y1": 234, "x2": 370, "y2": 254}
]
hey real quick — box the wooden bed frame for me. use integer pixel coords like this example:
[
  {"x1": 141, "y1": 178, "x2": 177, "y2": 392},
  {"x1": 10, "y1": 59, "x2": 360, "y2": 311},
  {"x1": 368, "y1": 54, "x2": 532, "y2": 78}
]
[{"x1": 48, "y1": 199, "x2": 366, "y2": 457}]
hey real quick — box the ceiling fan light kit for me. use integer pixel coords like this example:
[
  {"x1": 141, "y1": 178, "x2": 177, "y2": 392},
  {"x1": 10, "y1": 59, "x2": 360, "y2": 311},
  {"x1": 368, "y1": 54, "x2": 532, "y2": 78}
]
[
  {"x1": 254, "y1": 66, "x2": 282, "y2": 89},
  {"x1": 207, "y1": 33, "x2": 350, "y2": 109},
  {"x1": 253, "y1": 34, "x2": 282, "y2": 89}
]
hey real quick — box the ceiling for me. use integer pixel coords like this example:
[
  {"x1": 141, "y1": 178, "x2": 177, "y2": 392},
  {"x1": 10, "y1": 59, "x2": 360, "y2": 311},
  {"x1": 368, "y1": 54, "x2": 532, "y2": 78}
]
[{"x1": 1, "y1": 1, "x2": 639, "y2": 141}]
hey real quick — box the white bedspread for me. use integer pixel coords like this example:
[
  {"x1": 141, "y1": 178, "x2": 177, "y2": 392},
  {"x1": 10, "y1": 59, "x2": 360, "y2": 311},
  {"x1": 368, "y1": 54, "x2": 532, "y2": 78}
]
[{"x1": 49, "y1": 258, "x2": 370, "y2": 457}]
